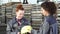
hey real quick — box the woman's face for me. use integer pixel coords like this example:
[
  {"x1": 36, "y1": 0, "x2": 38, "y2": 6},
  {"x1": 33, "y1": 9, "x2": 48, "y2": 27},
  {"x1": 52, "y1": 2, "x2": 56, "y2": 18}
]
[
  {"x1": 16, "y1": 10, "x2": 24, "y2": 19},
  {"x1": 41, "y1": 7, "x2": 48, "y2": 16}
]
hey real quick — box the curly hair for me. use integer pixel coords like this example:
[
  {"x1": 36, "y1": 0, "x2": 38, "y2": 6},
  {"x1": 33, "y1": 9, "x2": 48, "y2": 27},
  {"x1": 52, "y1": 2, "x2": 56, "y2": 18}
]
[{"x1": 41, "y1": 1, "x2": 57, "y2": 15}]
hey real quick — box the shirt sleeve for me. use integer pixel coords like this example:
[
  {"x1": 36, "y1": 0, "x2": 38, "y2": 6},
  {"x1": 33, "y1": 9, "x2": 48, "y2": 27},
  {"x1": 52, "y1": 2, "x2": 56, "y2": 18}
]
[
  {"x1": 51, "y1": 23, "x2": 58, "y2": 34},
  {"x1": 43, "y1": 22, "x2": 49, "y2": 34},
  {"x1": 6, "y1": 20, "x2": 12, "y2": 34},
  {"x1": 38, "y1": 22, "x2": 49, "y2": 34}
]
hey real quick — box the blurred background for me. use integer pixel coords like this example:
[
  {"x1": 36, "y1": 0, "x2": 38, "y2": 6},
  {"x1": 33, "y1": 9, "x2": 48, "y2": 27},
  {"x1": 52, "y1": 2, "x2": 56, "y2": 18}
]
[{"x1": 0, "y1": 0, "x2": 60, "y2": 34}]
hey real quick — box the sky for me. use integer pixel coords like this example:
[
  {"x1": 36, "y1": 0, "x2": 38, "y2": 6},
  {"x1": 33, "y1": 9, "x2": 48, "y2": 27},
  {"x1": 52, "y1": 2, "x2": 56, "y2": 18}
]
[{"x1": 1, "y1": 0, "x2": 37, "y2": 4}]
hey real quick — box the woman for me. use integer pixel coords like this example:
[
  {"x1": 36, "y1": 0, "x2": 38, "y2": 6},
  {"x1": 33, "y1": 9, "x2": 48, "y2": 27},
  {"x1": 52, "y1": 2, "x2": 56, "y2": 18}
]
[
  {"x1": 6, "y1": 4, "x2": 31, "y2": 34},
  {"x1": 39, "y1": 1, "x2": 58, "y2": 34}
]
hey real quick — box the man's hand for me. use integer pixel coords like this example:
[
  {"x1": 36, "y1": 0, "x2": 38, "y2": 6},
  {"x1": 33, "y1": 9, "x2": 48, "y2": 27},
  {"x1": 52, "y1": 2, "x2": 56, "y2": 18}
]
[{"x1": 17, "y1": 32, "x2": 20, "y2": 34}]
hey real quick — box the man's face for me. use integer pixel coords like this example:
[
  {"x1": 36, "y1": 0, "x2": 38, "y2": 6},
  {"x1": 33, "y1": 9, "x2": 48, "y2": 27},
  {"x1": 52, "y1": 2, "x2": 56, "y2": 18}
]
[
  {"x1": 41, "y1": 7, "x2": 48, "y2": 16},
  {"x1": 16, "y1": 10, "x2": 24, "y2": 19}
]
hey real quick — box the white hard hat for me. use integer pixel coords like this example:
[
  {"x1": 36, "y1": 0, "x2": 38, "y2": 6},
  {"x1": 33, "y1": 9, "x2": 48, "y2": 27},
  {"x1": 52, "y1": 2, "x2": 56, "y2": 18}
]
[{"x1": 21, "y1": 25, "x2": 32, "y2": 34}]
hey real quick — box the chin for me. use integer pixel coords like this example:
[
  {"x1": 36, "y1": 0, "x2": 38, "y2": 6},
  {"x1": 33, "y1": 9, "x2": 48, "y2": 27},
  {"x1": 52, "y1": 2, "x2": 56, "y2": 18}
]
[
  {"x1": 16, "y1": 17, "x2": 22, "y2": 19},
  {"x1": 19, "y1": 17, "x2": 23, "y2": 19}
]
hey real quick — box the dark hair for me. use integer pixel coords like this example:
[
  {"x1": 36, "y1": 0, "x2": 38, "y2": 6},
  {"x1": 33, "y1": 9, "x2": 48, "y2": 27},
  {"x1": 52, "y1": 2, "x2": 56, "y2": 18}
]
[
  {"x1": 16, "y1": 4, "x2": 24, "y2": 12},
  {"x1": 41, "y1": 1, "x2": 57, "y2": 15}
]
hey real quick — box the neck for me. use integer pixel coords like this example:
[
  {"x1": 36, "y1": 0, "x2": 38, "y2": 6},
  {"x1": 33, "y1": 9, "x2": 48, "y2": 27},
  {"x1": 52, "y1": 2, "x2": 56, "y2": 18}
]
[{"x1": 45, "y1": 13, "x2": 50, "y2": 16}]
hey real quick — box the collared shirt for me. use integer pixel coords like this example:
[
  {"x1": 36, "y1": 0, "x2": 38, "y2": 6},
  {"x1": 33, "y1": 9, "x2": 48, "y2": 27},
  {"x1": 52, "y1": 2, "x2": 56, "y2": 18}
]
[{"x1": 17, "y1": 19, "x2": 21, "y2": 26}]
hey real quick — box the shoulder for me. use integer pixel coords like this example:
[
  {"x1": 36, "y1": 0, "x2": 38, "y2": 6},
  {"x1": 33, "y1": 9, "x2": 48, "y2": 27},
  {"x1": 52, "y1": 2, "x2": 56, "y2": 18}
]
[
  {"x1": 47, "y1": 16, "x2": 57, "y2": 25},
  {"x1": 22, "y1": 17, "x2": 29, "y2": 22},
  {"x1": 22, "y1": 17, "x2": 31, "y2": 25},
  {"x1": 22, "y1": 17, "x2": 28, "y2": 21},
  {"x1": 7, "y1": 17, "x2": 16, "y2": 25}
]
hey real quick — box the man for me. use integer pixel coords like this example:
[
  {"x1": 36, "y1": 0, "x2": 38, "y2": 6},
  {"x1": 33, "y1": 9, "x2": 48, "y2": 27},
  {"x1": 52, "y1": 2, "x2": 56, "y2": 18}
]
[
  {"x1": 6, "y1": 4, "x2": 30, "y2": 34},
  {"x1": 38, "y1": 1, "x2": 58, "y2": 34}
]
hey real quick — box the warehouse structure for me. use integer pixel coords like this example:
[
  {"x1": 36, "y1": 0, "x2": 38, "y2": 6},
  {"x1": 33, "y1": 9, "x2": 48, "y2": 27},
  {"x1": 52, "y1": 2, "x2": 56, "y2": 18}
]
[{"x1": 0, "y1": 0, "x2": 60, "y2": 34}]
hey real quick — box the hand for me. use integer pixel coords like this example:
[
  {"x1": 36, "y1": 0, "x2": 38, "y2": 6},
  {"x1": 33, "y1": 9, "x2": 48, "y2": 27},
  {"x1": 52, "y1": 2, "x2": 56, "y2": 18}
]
[{"x1": 17, "y1": 32, "x2": 20, "y2": 34}]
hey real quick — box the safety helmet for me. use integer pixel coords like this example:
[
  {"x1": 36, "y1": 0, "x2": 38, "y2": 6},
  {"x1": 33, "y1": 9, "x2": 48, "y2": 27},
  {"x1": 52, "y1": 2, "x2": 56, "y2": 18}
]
[{"x1": 21, "y1": 25, "x2": 32, "y2": 34}]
